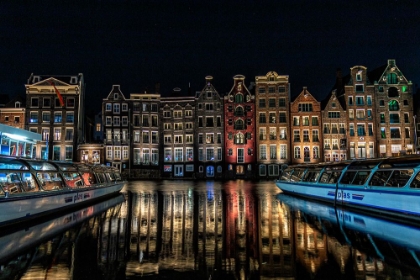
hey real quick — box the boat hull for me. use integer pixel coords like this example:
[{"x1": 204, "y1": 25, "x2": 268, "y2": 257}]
[
  {"x1": 0, "y1": 182, "x2": 125, "y2": 227},
  {"x1": 276, "y1": 181, "x2": 420, "y2": 220}
]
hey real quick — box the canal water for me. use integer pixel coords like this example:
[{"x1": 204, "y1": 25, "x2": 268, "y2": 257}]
[{"x1": 1, "y1": 180, "x2": 420, "y2": 279}]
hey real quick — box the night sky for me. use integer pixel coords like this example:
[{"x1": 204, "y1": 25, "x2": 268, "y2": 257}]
[{"x1": 1, "y1": 0, "x2": 419, "y2": 114}]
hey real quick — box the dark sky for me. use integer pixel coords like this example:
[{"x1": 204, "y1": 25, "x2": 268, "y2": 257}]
[{"x1": 1, "y1": 0, "x2": 419, "y2": 114}]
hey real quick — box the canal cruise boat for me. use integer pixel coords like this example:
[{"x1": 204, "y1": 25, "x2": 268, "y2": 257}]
[
  {"x1": 0, "y1": 155, "x2": 126, "y2": 227},
  {"x1": 276, "y1": 156, "x2": 420, "y2": 221}
]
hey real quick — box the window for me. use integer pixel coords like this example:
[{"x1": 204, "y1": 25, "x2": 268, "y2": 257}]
[
  {"x1": 293, "y1": 130, "x2": 300, "y2": 142},
  {"x1": 42, "y1": 112, "x2": 51, "y2": 122},
  {"x1": 54, "y1": 128, "x2": 61, "y2": 141},
  {"x1": 174, "y1": 148, "x2": 183, "y2": 162},
  {"x1": 348, "y1": 96, "x2": 353, "y2": 105},
  {"x1": 185, "y1": 110, "x2": 192, "y2": 116},
  {"x1": 387, "y1": 73, "x2": 398, "y2": 84},
  {"x1": 368, "y1": 124, "x2": 373, "y2": 136},
  {"x1": 206, "y1": 148, "x2": 214, "y2": 161},
  {"x1": 356, "y1": 110, "x2": 365, "y2": 119},
  {"x1": 174, "y1": 111, "x2": 182, "y2": 118},
  {"x1": 367, "y1": 96, "x2": 372, "y2": 105},
  {"x1": 349, "y1": 124, "x2": 354, "y2": 136},
  {"x1": 293, "y1": 117, "x2": 299, "y2": 126},
  {"x1": 164, "y1": 149, "x2": 172, "y2": 161},
  {"x1": 65, "y1": 146, "x2": 73, "y2": 161},
  {"x1": 278, "y1": 86, "x2": 286, "y2": 93},
  {"x1": 389, "y1": 113, "x2": 399, "y2": 124},
  {"x1": 269, "y1": 98, "x2": 276, "y2": 107},
  {"x1": 270, "y1": 145, "x2": 276, "y2": 159},
  {"x1": 31, "y1": 98, "x2": 39, "y2": 107},
  {"x1": 54, "y1": 112, "x2": 62, "y2": 123},
  {"x1": 279, "y1": 98, "x2": 286, "y2": 107},
  {"x1": 280, "y1": 127, "x2": 287, "y2": 140},
  {"x1": 312, "y1": 130, "x2": 319, "y2": 142},
  {"x1": 303, "y1": 130, "x2": 310, "y2": 142},
  {"x1": 164, "y1": 111, "x2": 171, "y2": 118},
  {"x1": 30, "y1": 112, "x2": 38, "y2": 123},
  {"x1": 234, "y1": 133, "x2": 245, "y2": 144},
  {"x1": 294, "y1": 147, "x2": 301, "y2": 159},
  {"x1": 357, "y1": 124, "x2": 366, "y2": 136},
  {"x1": 67, "y1": 98, "x2": 75, "y2": 108},
  {"x1": 122, "y1": 103, "x2": 128, "y2": 111},
  {"x1": 205, "y1": 104, "x2": 214, "y2": 111},
  {"x1": 164, "y1": 135, "x2": 172, "y2": 144},
  {"x1": 328, "y1": 112, "x2": 340, "y2": 118},
  {"x1": 356, "y1": 71, "x2": 362, "y2": 81},
  {"x1": 259, "y1": 99, "x2": 266, "y2": 108},
  {"x1": 259, "y1": 128, "x2": 266, "y2": 140},
  {"x1": 43, "y1": 98, "x2": 51, "y2": 107},
  {"x1": 66, "y1": 112, "x2": 74, "y2": 123},
  {"x1": 355, "y1": 85, "x2": 364, "y2": 93},
  {"x1": 389, "y1": 100, "x2": 399, "y2": 111},
  {"x1": 356, "y1": 96, "x2": 364, "y2": 105},
  {"x1": 174, "y1": 135, "x2": 182, "y2": 144},
  {"x1": 186, "y1": 148, "x2": 193, "y2": 161},
  {"x1": 259, "y1": 113, "x2": 266, "y2": 123},
  {"x1": 405, "y1": 113, "x2": 409, "y2": 123},
  {"x1": 206, "y1": 117, "x2": 214, "y2": 127},
  {"x1": 142, "y1": 115, "x2": 149, "y2": 126},
  {"x1": 122, "y1": 116, "x2": 128, "y2": 126},
  {"x1": 269, "y1": 113, "x2": 276, "y2": 123},
  {"x1": 114, "y1": 146, "x2": 121, "y2": 160},
  {"x1": 65, "y1": 129, "x2": 73, "y2": 141},
  {"x1": 151, "y1": 115, "x2": 158, "y2": 127},
  {"x1": 258, "y1": 87, "x2": 265, "y2": 94},
  {"x1": 113, "y1": 116, "x2": 120, "y2": 126},
  {"x1": 381, "y1": 127, "x2": 386, "y2": 139},
  {"x1": 186, "y1": 134, "x2": 193, "y2": 143},
  {"x1": 390, "y1": 128, "x2": 400, "y2": 138},
  {"x1": 143, "y1": 131, "x2": 150, "y2": 143},
  {"x1": 260, "y1": 145, "x2": 267, "y2": 160},
  {"x1": 312, "y1": 116, "x2": 319, "y2": 126},
  {"x1": 298, "y1": 103, "x2": 313, "y2": 112},
  {"x1": 280, "y1": 145, "x2": 287, "y2": 159},
  {"x1": 279, "y1": 112, "x2": 286, "y2": 123},
  {"x1": 206, "y1": 133, "x2": 214, "y2": 144}
]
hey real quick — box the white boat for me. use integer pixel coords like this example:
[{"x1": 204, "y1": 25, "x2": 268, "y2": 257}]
[
  {"x1": 275, "y1": 156, "x2": 420, "y2": 221},
  {"x1": 0, "y1": 155, "x2": 126, "y2": 227}
]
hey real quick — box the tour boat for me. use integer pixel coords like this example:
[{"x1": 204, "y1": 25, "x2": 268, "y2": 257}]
[
  {"x1": 275, "y1": 156, "x2": 420, "y2": 221},
  {"x1": 0, "y1": 155, "x2": 126, "y2": 227}
]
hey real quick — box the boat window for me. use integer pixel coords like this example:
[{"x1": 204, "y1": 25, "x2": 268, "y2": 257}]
[
  {"x1": 0, "y1": 172, "x2": 23, "y2": 194},
  {"x1": 280, "y1": 168, "x2": 293, "y2": 181},
  {"x1": 302, "y1": 169, "x2": 322, "y2": 182},
  {"x1": 351, "y1": 171, "x2": 371, "y2": 185},
  {"x1": 106, "y1": 172, "x2": 116, "y2": 182},
  {"x1": 114, "y1": 172, "x2": 122, "y2": 181},
  {"x1": 291, "y1": 168, "x2": 305, "y2": 182},
  {"x1": 55, "y1": 163, "x2": 78, "y2": 172},
  {"x1": 62, "y1": 172, "x2": 84, "y2": 188},
  {"x1": 96, "y1": 173, "x2": 106, "y2": 184},
  {"x1": 81, "y1": 172, "x2": 97, "y2": 186},
  {"x1": 329, "y1": 171, "x2": 342, "y2": 184},
  {"x1": 369, "y1": 171, "x2": 392, "y2": 186},
  {"x1": 386, "y1": 169, "x2": 413, "y2": 188},
  {"x1": 37, "y1": 172, "x2": 64, "y2": 191},
  {"x1": 29, "y1": 161, "x2": 57, "y2": 171},
  {"x1": 319, "y1": 171, "x2": 331, "y2": 183},
  {"x1": 340, "y1": 171, "x2": 357, "y2": 184},
  {"x1": 0, "y1": 160, "x2": 28, "y2": 170},
  {"x1": 410, "y1": 171, "x2": 420, "y2": 188},
  {"x1": 20, "y1": 172, "x2": 39, "y2": 192}
]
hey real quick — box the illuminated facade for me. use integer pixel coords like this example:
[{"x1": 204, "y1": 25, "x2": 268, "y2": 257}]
[
  {"x1": 224, "y1": 75, "x2": 256, "y2": 179},
  {"x1": 25, "y1": 74, "x2": 85, "y2": 161},
  {"x1": 0, "y1": 96, "x2": 25, "y2": 130},
  {"x1": 103, "y1": 85, "x2": 130, "y2": 171},
  {"x1": 130, "y1": 91, "x2": 161, "y2": 177},
  {"x1": 160, "y1": 89, "x2": 195, "y2": 178},
  {"x1": 195, "y1": 76, "x2": 224, "y2": 179},
  {"x1": 290, "y1": 87, "x2": 322, "y2": 164},
  {"x1": 345, "y1": 66, "x2": 376, "y2": 159},
  {"x1": 255, "y1": 71, "x2": 291, "y2": 178},
  {"x1": 321, "y1": 89, "x2": 347, "y2": 162},
  {"x1": 373, "y1": 59, "x2": 414, "y2": 156}
]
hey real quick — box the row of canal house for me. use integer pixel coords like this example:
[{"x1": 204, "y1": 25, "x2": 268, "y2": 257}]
[
  {"x1": 0, "y1": 59, "x2": 413, "y2": 180},
  {"x1": 101, "y1": 59, "x2": 415, "y2": 179}
]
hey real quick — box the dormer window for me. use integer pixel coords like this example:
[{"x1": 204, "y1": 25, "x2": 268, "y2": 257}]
[
  {"x1": 14, "y1": 101, "x2": 21, "y2": 108},
  {"x1": 70, "y1": 76, "x2": 77, "y2": 84},
  {"x1": 114, "y1": 93, "x2": 118, "y2": 99}
]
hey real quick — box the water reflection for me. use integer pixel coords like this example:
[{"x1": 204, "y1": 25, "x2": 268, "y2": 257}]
[{"x1": 1, "y1": 180, "x2": 420, "y2": 279}]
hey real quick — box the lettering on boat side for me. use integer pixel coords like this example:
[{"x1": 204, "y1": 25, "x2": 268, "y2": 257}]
[
  {"x1": 84, "y1": 193, "x2": 91, "y2": 199},
  {"x1": 337, "y1": 191, "x2": 364, "y2": 201},
  {"x1": 65, "y1": 197, "x2": 73, "y2": 203}
]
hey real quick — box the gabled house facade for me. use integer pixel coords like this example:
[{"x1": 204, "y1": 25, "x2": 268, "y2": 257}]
[
  {"x1": 160, "y1": 88, "x2": 195, "y2": 178},
  {"x1": 290, "y1": 87, "x2": 322, "y2": 164},
  {"x1": 195, "y1": 76, "x2": 224, "y2": 179},
  {"x1": 255, "y1": 71, "x2": 290, "y2": 178},
  {"x1": 321, "y1": 90, "x2": 347, "y2": 162},
  {"x1": 373, "y1": 59, "x2": 414, "y2": 156},
  {"x1": 130, "y1": 91, "x2": 161, "y2": 178},
  {"x1": 224, "y1": 75, "x2": 256, "y2": 179},
  {"x1": 25, "y1": 73, "x2": 85, "y2": 161},
  {"x1": 103, "y1": 85, "x2": 129, "y2": 171},
  {"x1": 345, "y1": 66, "x2": 376, "y2": 159}
]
